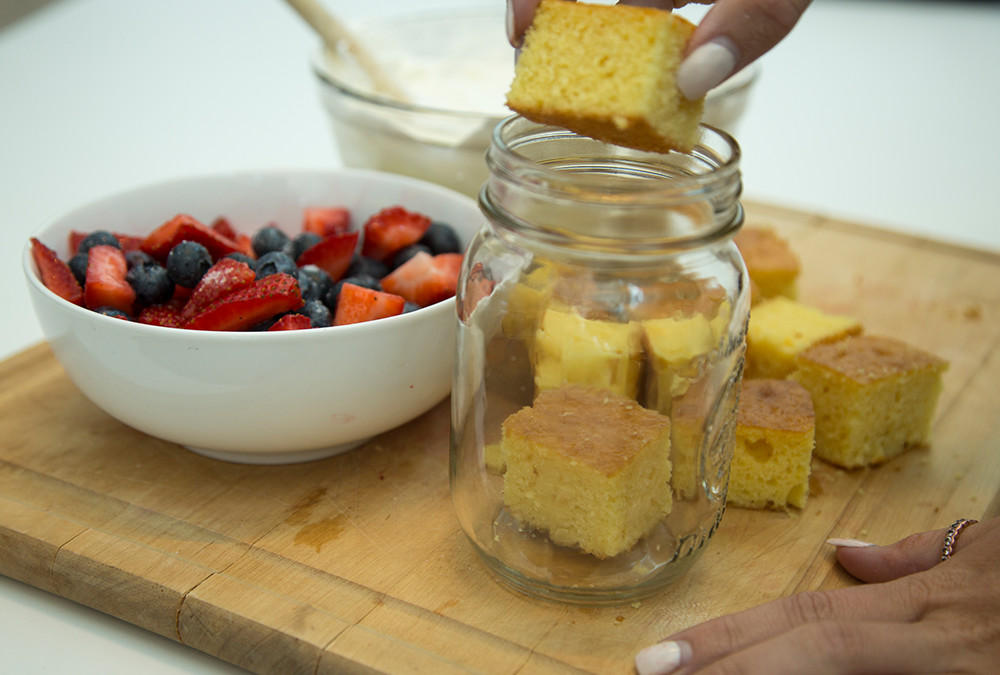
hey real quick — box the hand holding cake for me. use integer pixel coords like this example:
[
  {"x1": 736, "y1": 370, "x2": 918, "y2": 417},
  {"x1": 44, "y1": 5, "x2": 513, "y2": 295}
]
[{"x1": 507, "y1": 0, "x2": 811, "y2": 99}]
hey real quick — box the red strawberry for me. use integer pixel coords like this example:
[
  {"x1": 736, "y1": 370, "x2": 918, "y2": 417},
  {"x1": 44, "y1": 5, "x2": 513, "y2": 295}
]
[
  {"x1": 380, "y1": 252, "x2": 463, "y2": 307},
  {"x1": 30, "y1": 238, "x2": 84, "y2": 305},
  {"x1": 181, "y1": 257, "x2": 256, "y2": 320},
  {"x1": 360, "y1": 206, "x2": 432, "y2": 261},
  {"x1": 68, "y1": 230, "x2": 144, "y2": 254},
  {"x1": 333, "y1": 283, "x2": 405, "y2": 325},
  {"x1": 137, "y1": 304, "x2": 184, "y2": 328},
  {"x1": 303, "y1": 207, "x2": 351, "y2": 237},
  {"x1": 84, "y1": 245, "x2": 136, "y2": 314},
  {"x1": 210, "y1": 216, "x2": 238, "y2": 240},
  {"x1": 295, "y1": 231, "x2": 359, "y2": 281},
  {"x1": 268, "y1": 313, "x2": 312, "y2": 331},
  {"x1": 141, "y1": 214, "x2": 243, "y2": 261},
  {"x1": 184, "y1": 273, "x2": 302, "y2": 331}
]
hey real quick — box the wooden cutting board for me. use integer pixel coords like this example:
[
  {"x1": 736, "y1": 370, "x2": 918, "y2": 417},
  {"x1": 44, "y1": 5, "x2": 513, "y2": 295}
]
[{"x1": 2, "y1": 201, "x2": 998, "y2": 674}]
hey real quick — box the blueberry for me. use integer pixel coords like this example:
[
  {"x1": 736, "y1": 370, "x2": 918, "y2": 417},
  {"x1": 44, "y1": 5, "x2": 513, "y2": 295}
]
[
  {"x1": 324, "y1": 273, "x2": 381, "y2": 311},
  {"x1": 251, "y1": 225, "x2": 292, "y2": 258},
  {"x1": 345, "y1": 255, "x2": 389, "y2": 280},
  {"x1": 296, "y1": 269, "x2": 318, "y2": 302},
  {"x1": 127, "y1": 262, "x2": 174, "y2": 306},
  {"x1": 125, "y1": 250, "x2": 156, "y2": 269},
  {"x1": 68, "y1": 252, "x2": 89, "y2": 286},
  {"x1": 224, "y1": 252, "x2": 255, "y2": 267},
  {"x1": 300, "y1": 299, "x2": 332, "y2": 328},
  {"x1": 254, "y1": 251, "x2": 298, "y2": 279},
  {"x1": 403, "y1": 301, "x2": 421, "y2": 314},
  {"x1": 77, "y1": 230, "x2": 121, "y2": 254},
  {"x1": 418, "y1": 222, "x2": 461, "y2": 254},
  {"x1": 391, "y1": 244, "x2": 432, "y2": 270},
  {"x1": 298, "y1": 264, "x2": 333, "y2": 300},
  {"x1": 292, "y1": 232, "x2": 322, "y2": 261},
  {"x1": 95, "y1": 306, "x2": 130, "y2": 320},
  {"x1": 166, "y1": 240, "x2": 212, "y2": 288}
]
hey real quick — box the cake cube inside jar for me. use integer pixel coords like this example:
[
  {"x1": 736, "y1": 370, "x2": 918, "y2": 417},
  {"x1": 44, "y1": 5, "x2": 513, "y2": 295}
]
[
  {"x1": 500, "y1": 385, "x2": 672, "y2": 559},
  {"x1": 533, "y1": 307, "x2": 643, "y2": 399}
]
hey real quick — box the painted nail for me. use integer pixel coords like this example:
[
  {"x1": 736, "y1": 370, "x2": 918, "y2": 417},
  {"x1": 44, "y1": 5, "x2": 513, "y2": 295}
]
[
  {"x1": 826, "y1": 538, "x2": 876, "y2": 548},
  {"x1": 635, "y1": 640, "x2": 692, "y2": 675},
  {"x1": 676, "y1": 37, "x2": 738, "y2": 100},
  {"x1": 506, "y1": 0, "x2": 518, "y2": 47}
]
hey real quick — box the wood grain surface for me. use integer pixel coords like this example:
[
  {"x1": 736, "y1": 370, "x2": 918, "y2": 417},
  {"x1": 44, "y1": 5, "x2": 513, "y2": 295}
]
[{"x1": 2, "y1": 201, "x2": 998, "y2": 674}]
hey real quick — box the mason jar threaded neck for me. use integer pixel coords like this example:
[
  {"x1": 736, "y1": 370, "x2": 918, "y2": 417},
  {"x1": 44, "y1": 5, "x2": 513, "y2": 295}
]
[{"x1": 480, "y1": 116, "x2": 743, "y2": 254}]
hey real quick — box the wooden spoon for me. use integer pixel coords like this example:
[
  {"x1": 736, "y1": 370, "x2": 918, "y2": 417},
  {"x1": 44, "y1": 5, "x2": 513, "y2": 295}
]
[{"x1": 284, "y1": 0, "x2": 409, "y2": 101}]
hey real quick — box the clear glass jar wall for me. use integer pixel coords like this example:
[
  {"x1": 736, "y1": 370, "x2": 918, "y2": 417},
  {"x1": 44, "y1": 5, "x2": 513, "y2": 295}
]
[{"x1": 451, "y1": 117, "x2": 750, "y2": 603}]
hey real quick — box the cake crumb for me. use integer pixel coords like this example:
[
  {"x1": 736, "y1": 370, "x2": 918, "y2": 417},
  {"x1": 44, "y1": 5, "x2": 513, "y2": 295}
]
[{"x1": 631, "y1": 601, "x2": 642, "y2": 609}]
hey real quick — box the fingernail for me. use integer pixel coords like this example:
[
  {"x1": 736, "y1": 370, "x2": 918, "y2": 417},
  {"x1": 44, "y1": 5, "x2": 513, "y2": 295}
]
[
  {"x1": 506, "y1": 0, "x2": 518, "y2": 47},
  {"x1": 635, "y1": 640, "x2": 692, "y2": 675},
  {"x1": 677, "y1": 37, "x2": 738, "y2": 100},
  {"x1": 826, "y1": 538, "x2": 876, "y2": 548}
]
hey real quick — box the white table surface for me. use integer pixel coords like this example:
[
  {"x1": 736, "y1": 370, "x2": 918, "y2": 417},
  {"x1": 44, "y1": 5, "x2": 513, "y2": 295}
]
[{"x1": 2, "y1": 0, "x2": 998, "y2": 672}]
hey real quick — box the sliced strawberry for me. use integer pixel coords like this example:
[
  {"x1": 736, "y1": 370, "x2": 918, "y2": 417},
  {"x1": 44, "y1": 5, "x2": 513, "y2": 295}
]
[
  {"x1": 181, "y1": 257, "x2": 257, "y2": 320},
  {"x1": 210, "y1": 216, "x2": 238, "y2": 240},
  {"x1": 30, "y1": 238, "x2": 84, "y2": 305},
  {"x1": 333, "y1": 283, "x2": 405, "y2": 325},
  {"x1": 295, "y1": 231, "x2": 359, "y2": 281},
  {"x1": 268, "y1": 313, "x2": 312, "y2": 331},
  {"x1": 303, "y1": 207, "x2": 351, "y2": 237},
  {"x1": 84, "y1": 245, "x2": 135, "y2": 314},
  {"x1": 360, "y1": 206, "x2": 432, "y2": 262},
  {"x1": 141, "y1": 214, "x2": 242, "y2": 261},
  {"x1": 234, "y1": 233, "x2": 255, "y2": 259},
  {"x1": 380, "y1": 252, "x2": 463, "y2": 307},
  {"x1": 137, "y1": 304, "x2": 184, "y2": 328},
  {"x1": 68, "y1": 230, "x2": 144, "y2": 254},
  {"x1": 184, "y1": 273, "x2": 302, "y2": 331}
]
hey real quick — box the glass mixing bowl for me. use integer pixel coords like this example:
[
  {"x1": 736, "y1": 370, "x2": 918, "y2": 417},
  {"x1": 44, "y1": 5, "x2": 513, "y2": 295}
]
[{"x1": 312, "y1": 7, "x2": 758, "y2": 198}]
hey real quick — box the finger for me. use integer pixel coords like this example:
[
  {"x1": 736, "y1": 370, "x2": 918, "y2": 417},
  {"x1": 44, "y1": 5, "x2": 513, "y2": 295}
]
[
  {"x1": 833, "y1": 521, "x2": 984, "y2": 583},
  {"x1": 507, "y1": 0, "x2": 543, "y2": 47},
  {"x1": 680, "y1": 620, "x2": 951, "y2": 675},
  {"x1": 639, "y1": 579, "x2": 925, "y2": 672},
  {"x1": 677, "y1": 0, "x2": 811, "y2": 99}
]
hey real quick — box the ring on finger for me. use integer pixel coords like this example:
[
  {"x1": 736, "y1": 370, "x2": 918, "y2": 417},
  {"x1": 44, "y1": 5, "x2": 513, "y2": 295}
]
[{"x1": 940, "y1": 518, "x2": 977, "y2": 561}]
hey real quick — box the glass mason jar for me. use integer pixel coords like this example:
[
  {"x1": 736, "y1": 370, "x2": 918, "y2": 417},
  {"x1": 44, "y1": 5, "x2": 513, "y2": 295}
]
[{"x1": 451, "y1": 116, "x2": 749, "y2": 603}]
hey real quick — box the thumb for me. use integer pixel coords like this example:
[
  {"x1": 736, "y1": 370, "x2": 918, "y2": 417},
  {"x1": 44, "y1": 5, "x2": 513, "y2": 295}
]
[{"x1": 829, "y1": 521, "x2": 981, "y2": 583}]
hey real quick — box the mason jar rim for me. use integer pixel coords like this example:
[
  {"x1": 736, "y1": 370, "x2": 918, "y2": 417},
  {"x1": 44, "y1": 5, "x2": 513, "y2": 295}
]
[
  {"x1": 480, "y1": 115, "x2": 744, "y2": 253},
  {"x1": 488, "y1": 115, "x2": 741, "y2": 199}
]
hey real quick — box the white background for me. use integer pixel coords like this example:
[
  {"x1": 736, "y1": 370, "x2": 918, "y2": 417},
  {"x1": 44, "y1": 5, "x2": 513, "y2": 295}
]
[{"x1": 1, "y1": 0, "x2": 998, "y2": 672}]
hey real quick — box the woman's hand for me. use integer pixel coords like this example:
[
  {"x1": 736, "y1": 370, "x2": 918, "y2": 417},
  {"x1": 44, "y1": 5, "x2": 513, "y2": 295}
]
[
  {"x1": 506, "y1": 0, "x2": 811, "y2": 99},
  {"x1": 634, "y1": 517, "x2": 1000, "y2": 674}
]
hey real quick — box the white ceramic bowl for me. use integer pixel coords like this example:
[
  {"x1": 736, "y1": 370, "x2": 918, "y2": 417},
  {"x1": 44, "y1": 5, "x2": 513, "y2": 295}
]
[{"x1": 23, "y1": 169, "x2": 485, "y2": 464}]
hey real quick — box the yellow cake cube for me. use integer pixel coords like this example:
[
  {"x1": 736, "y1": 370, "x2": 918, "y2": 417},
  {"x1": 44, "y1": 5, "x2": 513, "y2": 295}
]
[
  {"x1": 745, "y1": 297, "x2": 861, "y2": 379},
  {"x1": 791, "y1": 335, "x2": 948, "y2": 469},
  {"x1": 533, "y1": 307, "x2": 643, "y2": 399},
  {"x1": 501, "y1": 385, "x2": 672, "y2": 558},
  {"x1": 642, "y1": 308, "x2": 727, "y2": 413},
  {"x1": 501, "y1": 263, "x2": 556, "y2": 341},
  {"x1": 734, "y1": 226, "x2": 800, "y2": 301},
  {"x1": 729, "y1": 379, "x2": 815, "y2": 509},
  {"x1": 506, "y1": 0, "x2": 703, "y2": 153}
]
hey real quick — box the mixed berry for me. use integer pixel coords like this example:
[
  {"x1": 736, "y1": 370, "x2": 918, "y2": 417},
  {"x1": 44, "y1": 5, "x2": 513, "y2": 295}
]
[{"x1": 30, "y1": 205, "x2": 464, "y2": 331}]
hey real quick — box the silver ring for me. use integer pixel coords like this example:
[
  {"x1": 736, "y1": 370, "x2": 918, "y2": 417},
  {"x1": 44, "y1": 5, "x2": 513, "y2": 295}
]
[{"x1": 940, "y1": 518, "x2": 978, "y2": 561}]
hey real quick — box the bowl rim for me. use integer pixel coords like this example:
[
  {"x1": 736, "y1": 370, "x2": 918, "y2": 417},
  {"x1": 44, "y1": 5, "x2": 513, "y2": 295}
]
[{"x1": 23, "y1": 166, "x2": 472, "y2": 340}]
